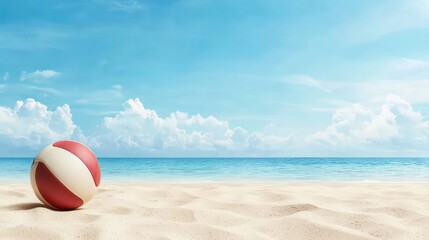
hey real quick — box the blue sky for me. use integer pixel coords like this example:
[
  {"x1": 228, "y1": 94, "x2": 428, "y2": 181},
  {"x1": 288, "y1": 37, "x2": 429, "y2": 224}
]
[{"x1": 1, "y1": 0, "x2": 429, "y2": 157}]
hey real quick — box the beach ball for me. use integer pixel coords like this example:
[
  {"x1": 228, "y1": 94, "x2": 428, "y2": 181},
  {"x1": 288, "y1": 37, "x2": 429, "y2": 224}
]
[{"x1": 30, "y1": 140, "x2": 101, "y2": 210}]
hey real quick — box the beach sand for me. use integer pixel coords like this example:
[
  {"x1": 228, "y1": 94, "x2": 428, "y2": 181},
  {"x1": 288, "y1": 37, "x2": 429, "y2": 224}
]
[{"x1": 1, "y1": 182, "x2": 429, "y2": 240}]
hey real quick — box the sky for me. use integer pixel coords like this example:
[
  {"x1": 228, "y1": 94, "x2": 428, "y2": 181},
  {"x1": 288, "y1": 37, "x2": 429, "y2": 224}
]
[{"x1": 1, "y1": 0, "x2": 429, "y2": 157}]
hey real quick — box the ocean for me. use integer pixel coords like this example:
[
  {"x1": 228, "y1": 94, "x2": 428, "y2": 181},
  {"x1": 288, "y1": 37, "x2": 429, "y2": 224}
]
[{"x1": 1, "y1": 158, "x2": 429, "y2": 182}]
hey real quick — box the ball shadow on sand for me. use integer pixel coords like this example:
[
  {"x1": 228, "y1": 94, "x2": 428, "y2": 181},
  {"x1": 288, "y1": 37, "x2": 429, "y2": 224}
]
[
  {"x1": 2, "y1": 202, "x2": 49, "y2": 211},
  {"x1": 2, "y1": 202, "x2": 85, "y2": 211}
]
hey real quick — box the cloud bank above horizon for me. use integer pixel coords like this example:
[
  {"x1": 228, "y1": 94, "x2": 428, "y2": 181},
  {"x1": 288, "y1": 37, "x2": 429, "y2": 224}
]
[{"x1": 0, "y1": 95, "x2": 428, "y2": 157}]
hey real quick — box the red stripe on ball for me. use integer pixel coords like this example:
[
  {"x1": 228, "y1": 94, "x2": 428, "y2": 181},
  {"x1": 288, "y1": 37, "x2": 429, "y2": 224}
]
[
  {"x1": 35, "y1": 162, "x2": 84, "y2": 210},
  {"x1": 53, "y1": 140, "x2": 101, "y2": 187}
]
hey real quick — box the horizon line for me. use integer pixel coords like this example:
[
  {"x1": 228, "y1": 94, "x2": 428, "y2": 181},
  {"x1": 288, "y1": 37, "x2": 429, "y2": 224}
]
[{"x1": 1, "y1": 156, "x2": 429, "y2": 159}]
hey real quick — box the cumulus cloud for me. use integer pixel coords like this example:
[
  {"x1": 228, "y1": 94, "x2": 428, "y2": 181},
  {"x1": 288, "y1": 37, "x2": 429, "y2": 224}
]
[
  {"x1": 249, "y1": 132, "x2": 293, "y2": 151},
  {"x1": 89, "y1": 98, "x2": 292, "y2": 155},
  {"x1": 20, "y1": 70, "x2": 60, "y2": 82},
  {"x1": 1, "y1": 96, "x2": 428, "y2": 156},
  {"x1": 0, "y1": 98, "x2": 291, "y2": 156},
  {"x1": 0, "y1": 99, "x2": 82, "y2": 152},
  {"x1": 308, "y1": 95, "x2": 429, "y2": 148}
]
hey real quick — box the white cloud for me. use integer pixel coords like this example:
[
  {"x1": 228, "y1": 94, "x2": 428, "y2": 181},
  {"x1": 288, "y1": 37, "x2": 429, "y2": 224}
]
[
  {"x1": 375, "y1": 57, "x2": 429, "y2": 82},
  {"x1": 89, "y1": 98, "x2": 292, "y2": 155},
  {"x1": 0, "y1": 96, "x2": 428, "y2": 156},
  {"x1": 249, "y1": 132, "x2": 293, "y2": 151},
  {"x1": 0, "y1": 99, "x2": 82, "y2": 151},
  {"x1": 309, "y1": 95, "x2": 429, "y2": 148},
  {"x1": 285, "y1": 75, "x2": 336, "y2": 92},
  {"x1": 389, "y1": 58, "x2": 429, "y2": 71},
  {"x1": 0, "y1": 27, "x2": 69, "y2": 51},
  {"x1": 20, "y1": 70, "x2": 60, "y2": 82},
  {"x1": 358, "y1": 79, "x2": 429, "y2": 104},
  {"x1": 76, "y1": 85, "x2": 123, "y2": 105},
  {"x1": 181, "y1": 0, "x2": 212, "y2": 6},
  {"x1": 112, "y1": 84, "x2": 122, "y2": 90},
  {"x1": 94, "y1": 0, "x2": 144, "y2": 12},
  {"x1": 3, "y1": 72, "x2": 9, "y2": 81},
  {"x1": 337, "y1": 57, "x2": 429, "y2": 104},
  {"x1": 343, "y1": 0, "x2": 429, "y2": 42},
  {"x1": 24, "y1": 85, "x2": 62, "y2": 96}
]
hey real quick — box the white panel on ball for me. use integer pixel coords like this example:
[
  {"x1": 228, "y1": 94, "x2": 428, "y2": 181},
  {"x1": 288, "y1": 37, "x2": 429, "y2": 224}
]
[{"x1": 33, "y1": 145, "x2": 97, "y2": 203}]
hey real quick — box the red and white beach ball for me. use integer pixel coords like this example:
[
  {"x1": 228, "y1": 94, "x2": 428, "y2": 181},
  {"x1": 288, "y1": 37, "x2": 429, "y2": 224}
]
[{"x1": 30, "y1": 140, "x2": 101, "y2": 210}]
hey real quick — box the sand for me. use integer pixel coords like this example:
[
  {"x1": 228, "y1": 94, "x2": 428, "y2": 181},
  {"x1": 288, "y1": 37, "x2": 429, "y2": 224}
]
[{"x1": 1, "y1": 182, "x2": 429, "y2": 240}]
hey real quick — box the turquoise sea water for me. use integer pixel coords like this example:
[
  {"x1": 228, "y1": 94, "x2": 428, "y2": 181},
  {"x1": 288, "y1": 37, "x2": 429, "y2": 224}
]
[{"x1": 1, "y1": 158, "x2": 429, "y2": 182}]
